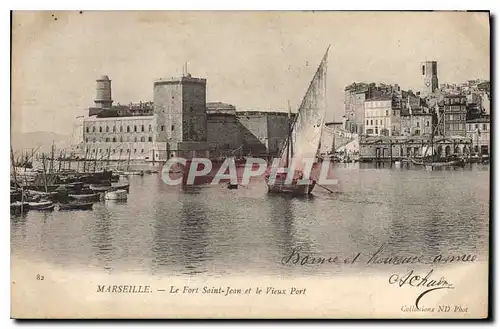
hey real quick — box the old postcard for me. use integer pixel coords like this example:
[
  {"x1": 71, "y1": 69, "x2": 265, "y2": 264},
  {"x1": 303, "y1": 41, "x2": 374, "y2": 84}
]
[{"x1": 10, "y1": 11, "x2": 490, "y2": 319}]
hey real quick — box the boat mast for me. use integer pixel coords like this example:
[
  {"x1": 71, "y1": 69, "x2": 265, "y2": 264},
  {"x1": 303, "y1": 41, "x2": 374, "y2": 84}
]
[
  {"x1": 41, "y1": 153, "x2": 48, "y2": 193},
  {"x1": 286, "y1": 100, "x2": 292, "y2": 168},
  {"x1": 10, "y1": 147, "x2": 18, "y2": 188}
]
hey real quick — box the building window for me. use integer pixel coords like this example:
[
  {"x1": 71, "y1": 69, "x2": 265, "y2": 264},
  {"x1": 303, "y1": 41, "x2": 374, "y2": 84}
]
[
  {"x1": 140, "y1": 136, "x2": 145, "y2": 142},
  {"x1": 149, "y1": 124, "x2": 152, "y2": 132},
  {"x1": 386, "y1": 110, "x2": 388, "y2": 116},
  {"x1": 416, "y1": 122, "x2": 420, "y2": 128},
  {"x1": 134, "y1": 149, "x2": 137, "y2": 153},
  {"x1": 120, "y1": 149, "x2": 123, "y2": 153},
  {"x1": 370, "y1": 120, "x2": 373, "y2": 125},
  {"x1": 105, "y1": 138, "x2": 110, "y2": 142},
  {"x1": 483, "y1": 124, "x2": 486, "y2": 131},
  {"x1": 171, "y1": 125, "x2": 175, "y2": 131},
  {"x1": 85, "y1": 138, "x2": 88, "y2": 143},
  {"x1": 141, "y1": 149, "x2": 144, "y2": 153},
  {"x1": 99, "y1": 149, "x2": 102, "y2": 153},
  {"x1": 141, "y1": 125, "x2": 145, "y2": 132},
  {"x1": 98, "y1": 127, "x2": 102, "y2": 133},
  {"x1": 148, "y1": 136, "x2": 153, "y2": 142},
  {"x1": 134, "y1": 125, "x2": 137, "y2": 132},
  {"x1": 475, "y1": 124, "x2": 478, "y2": 129},
  {"x1": 161, "y1": 125, "x2": 165, "y2": 131},
  {"x1": 120, "y1": 137, "x2": 123, "y2": 142},
  {"x1": 127, "y1": 149, "x2": 130, "y2": 153},
  {"x1": 426, "y1": 121, "x2": 429, "y2": 127},
  {"x1": 105, "y1": 126, "x2": 109, "y2": 132},
  {"x1": 113, "y1": 126, "x2": 116, "y2": 132},
  {"x1": 366, "y1": 120, "x2": 369, "y2": 126},
  {"x1": 120, "y1": 126, "x2": 123, "y2": 132},
  {"x1": 134, "y1": 137, "x2": 138, "y2": 142},
  {"x1": 112, "y1": 137, "x2": 116, "y2": 142},
  {"x1": 86, "y1": 127, "x2": 89, "y2": 133},
  {"x1": 127, "y1": 125, "x2": 130, "y2": 132}
]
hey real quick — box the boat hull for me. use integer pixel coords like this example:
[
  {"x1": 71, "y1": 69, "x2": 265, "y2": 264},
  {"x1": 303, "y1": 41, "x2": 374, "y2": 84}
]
[
  {"x1": 104, "y1": 189, "x2": 128, "y2": 200},
  {"x1": 266, "y1": 178, "x2": 316, "y2": 196},
  {"x1": 58, "y1": 202, "x2": 94, "y2": 211}
]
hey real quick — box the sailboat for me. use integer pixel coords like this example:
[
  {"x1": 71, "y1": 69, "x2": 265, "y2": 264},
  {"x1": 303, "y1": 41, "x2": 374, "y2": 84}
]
[
  {"x1": 410, "y1": 104, "x2": 465, "y2": 169},
  {"x1": 265, "y1": 46, "x2": 330, "y2": 195}
]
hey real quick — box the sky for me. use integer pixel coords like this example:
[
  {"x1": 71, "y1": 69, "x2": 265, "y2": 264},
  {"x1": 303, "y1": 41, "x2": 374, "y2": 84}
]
[{"x1": 12, "y1": 11, "x2": 490, "y2": 135}]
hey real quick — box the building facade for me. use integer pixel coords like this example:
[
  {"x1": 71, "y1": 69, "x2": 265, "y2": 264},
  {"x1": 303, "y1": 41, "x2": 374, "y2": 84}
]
[
  {"x1": 364, "y1": 96, "x2": 395, "y2": 136},
  {"x1": 441, "y1": 95, "x2": 467, "y2": 137},
  {"x1": 400, "y1": 108, "x2": 433, "y2": 137},
  {"x1": 466, "y1": 115, "x2": 490, "y2": 156}
]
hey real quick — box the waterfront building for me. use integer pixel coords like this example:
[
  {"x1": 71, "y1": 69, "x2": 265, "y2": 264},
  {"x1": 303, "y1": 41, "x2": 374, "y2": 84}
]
[
  {"x1": 466, "y1": 115, "x2": 490, "y2": 156},
  {"x1": 364, "y1": 95, "x2": 397, "y2": 136},
  {"x1": 400, "y1": 107, "x2": 433, "y2": 137},
  {"x1": 438, "y1": 95, "x2": 467, "y2": 137}
]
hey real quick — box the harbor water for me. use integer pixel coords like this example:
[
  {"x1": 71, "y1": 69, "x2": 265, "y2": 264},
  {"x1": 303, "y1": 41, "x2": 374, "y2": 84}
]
[{"x1": 11, "y1": 163, "x2": 490, "y2": 277}]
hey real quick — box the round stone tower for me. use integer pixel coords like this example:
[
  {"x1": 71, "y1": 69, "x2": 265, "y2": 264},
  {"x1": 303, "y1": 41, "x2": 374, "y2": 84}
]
[{"x1": 94, "y1": 75, "x2": 113, "y2": 109}]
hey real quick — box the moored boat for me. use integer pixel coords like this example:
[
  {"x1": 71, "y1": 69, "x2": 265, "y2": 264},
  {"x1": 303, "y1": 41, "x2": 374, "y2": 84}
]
[
  {"x1": 68, "y1": 193, "x2": 100, "y2": 202},
  {"x1": 58, "y1": 201, "x2": 94, "y2": 211},
  {"x1": 90, "y1": 184, "x2": 113, "y2": 193},
  {"x1": 28, "y1": 200, "x2": 53, "y2": 210},
  {"x1": 104, "y1": 189, "x2": 128, "y2": 200}
]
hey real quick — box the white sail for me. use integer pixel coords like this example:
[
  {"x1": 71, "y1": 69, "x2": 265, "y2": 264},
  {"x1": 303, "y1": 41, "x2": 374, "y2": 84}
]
[{"x1": 280, "y1": 46, "x2": 330, "y2": 170}]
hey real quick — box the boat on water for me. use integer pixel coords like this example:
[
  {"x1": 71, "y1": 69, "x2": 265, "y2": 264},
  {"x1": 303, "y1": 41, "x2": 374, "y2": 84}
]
[
  {"x1": 123, "y1": 170, "x2": 144, "y2": 176},
  {"x1": 265, "y1": 46, "x2": 330, "y2": 196},
  {"x1": 11, "y1": 202, "x2": 30, "y2": 214},
  {"x1": 58, "y1": 201, "x2": 94, "y2": 211},
  {"x1": 89, "y1": 184, "x2": 113, "y2": 193},
  {"x1": 68, "y1": 193, "x2": 100, "y2": 202},
  {"x1": 28, "y1": 200, "x2": 55, "y2": 211},
  {"x1": 104, "y1": 189, "x2": 128, "y2": 201}
]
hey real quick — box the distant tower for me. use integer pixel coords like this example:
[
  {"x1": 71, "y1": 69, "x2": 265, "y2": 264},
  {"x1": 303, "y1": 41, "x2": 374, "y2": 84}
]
[
  {"x1": 94, "y1": 75, "x2": 113, "y2": 109},
  {"x1": 421, "y1": 61, "x2": 439, "y2": 96}
]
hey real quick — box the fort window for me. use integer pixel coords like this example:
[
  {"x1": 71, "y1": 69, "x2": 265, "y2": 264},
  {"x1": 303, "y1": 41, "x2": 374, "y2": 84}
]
[
  {"x1": 161, "y1": 125, "x2": 165, "y2": 131},
  {"x1": 416, "y1": 122, "x2": 420, "y2": 128},
  {"x1": 171, "y1": 125, "x2": 175, "y2": 131},
  {"x1": 148, "y1": 137, "x2": 153, "y2": 142},
  {"x1": 426, "y1": 121, "x2": 429, "y2": 127},
  {"x1": 134, "y1": 125, "x2": 137, "y2": 132},
  {"x1": 141, "y1": 125, "x2": 145, "y2": 132},
  {"x1": 370, "y1": 120, "x2": 373, "y2": 125},
  {"x1": 99, "y1": 127, "x2": 102, "y2": 133},
  {"x1": 112, "y1": 137, "x2": 117, "y2": 142},
  {"x1": 127, "y1": 126, "x2": 130, "y2": 132}
]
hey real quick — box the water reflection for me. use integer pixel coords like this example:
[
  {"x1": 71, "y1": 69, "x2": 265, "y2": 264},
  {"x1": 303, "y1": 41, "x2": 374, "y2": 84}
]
[{"x1": 10, "y1": 163, "x2": 490, "y2": 277}]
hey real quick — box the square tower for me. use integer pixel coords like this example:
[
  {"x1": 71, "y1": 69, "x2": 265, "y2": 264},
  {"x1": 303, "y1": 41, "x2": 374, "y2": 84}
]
[
  {"x1": 153, "y1": 75, "x2": 207, "y2": 143},
  {"x1": 421, "y1": 61, "x2": 439, "y2": 96}
]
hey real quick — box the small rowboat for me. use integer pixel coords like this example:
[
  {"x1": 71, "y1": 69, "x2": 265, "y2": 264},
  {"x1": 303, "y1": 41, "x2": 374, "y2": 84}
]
[
  {"x1": 27, "y1": 190, "x2": 59, "y2": 198},
  {"x1": 28, "y1": 200, "x2": 53, "y2": 210},
  {"x1": 110, "y1": 183, "x2": 129, "y2": 193},
  {"x1": 68, "y1": 193, "x2": 100, "y2": 202},
  {"x1": 90, "y1": 184, "x2": 112, "y2": 193},
  {"x1": 104, "y1": 189, "x2": 127, "y2": 200},
  {"x1": 11, "y1": 202, "x2": 30, "y2": 213},
  {"x1": 58, "y1": 202, "x2": 94, "y2": 211}
]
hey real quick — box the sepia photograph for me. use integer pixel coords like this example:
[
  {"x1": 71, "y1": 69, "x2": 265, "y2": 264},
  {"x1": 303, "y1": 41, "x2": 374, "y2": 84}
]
[{"x1": 10, "y1": 10, "x2": 490, "y2": 319}]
